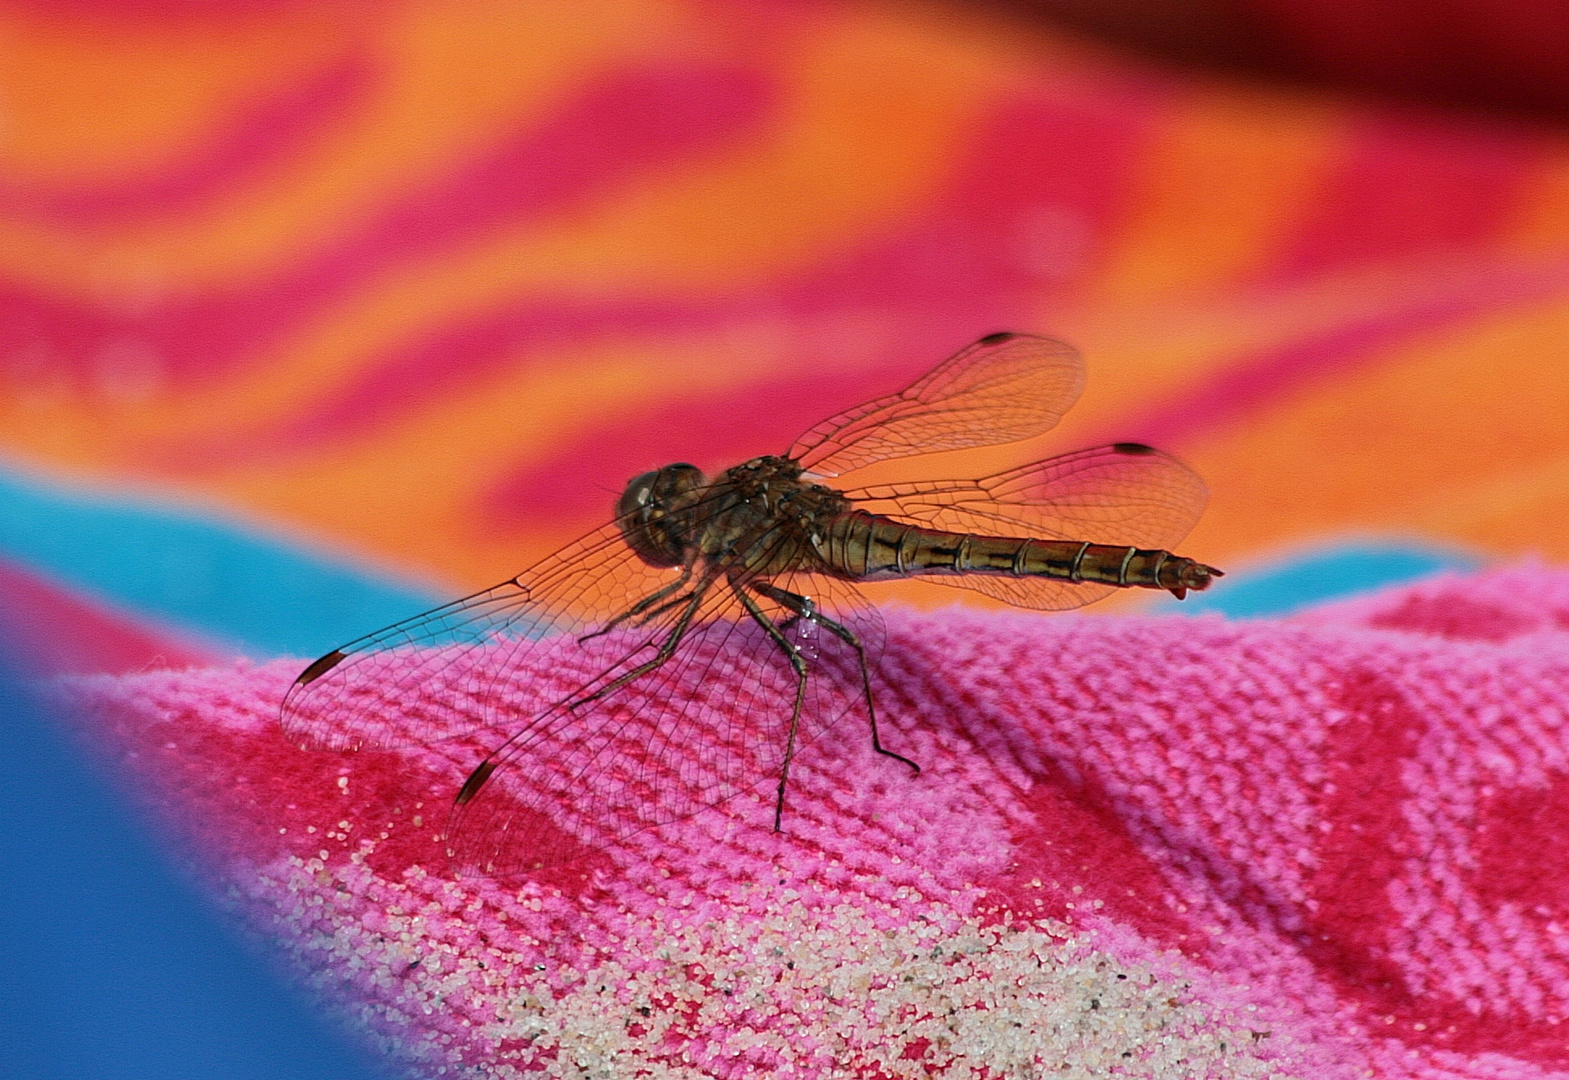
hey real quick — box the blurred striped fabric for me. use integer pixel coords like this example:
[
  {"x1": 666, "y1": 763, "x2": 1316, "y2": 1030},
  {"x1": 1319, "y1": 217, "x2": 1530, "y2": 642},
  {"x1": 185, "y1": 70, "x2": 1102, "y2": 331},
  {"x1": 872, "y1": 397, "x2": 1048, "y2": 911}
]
[
  {"x1": 4, "y1": 0, "x2": 1565, "y2": 670},
  {"x1": 12, "y1": 4, "x2": 1569, "y2": 1076}
]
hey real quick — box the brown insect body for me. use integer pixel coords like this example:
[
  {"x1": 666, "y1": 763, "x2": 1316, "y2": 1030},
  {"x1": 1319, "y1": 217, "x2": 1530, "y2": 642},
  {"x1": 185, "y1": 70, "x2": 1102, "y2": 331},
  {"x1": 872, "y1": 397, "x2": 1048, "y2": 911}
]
[
  {"x1": 621, "y1": 456, "x2": 847, "y2": 581},
  {"x1": 282, "y1": 332, "x2": 1224, "y2": 875},
  {"x1": 620, "y1": 452, "x2": 1217, "y2": 599}
]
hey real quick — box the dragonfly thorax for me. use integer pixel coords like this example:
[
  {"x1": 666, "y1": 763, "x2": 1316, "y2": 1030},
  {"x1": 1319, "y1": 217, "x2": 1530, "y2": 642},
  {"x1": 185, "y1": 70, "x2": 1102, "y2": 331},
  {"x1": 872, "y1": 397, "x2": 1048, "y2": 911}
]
[
  {"x1": 695, "y1": 456, "x2": 851, "y2": 574},
  {"x1": 618, "y1": 455, "x2": 849, "y2": 574},
  {"x1": 616, "y1": 462, "x2": 708, "y2": 568}
]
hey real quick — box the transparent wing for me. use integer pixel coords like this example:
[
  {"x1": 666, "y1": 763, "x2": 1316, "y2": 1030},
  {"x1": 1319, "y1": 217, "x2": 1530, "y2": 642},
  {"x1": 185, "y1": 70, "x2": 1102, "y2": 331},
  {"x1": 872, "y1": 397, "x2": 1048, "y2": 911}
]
[
  {"x1": 279, "y1": 523, "x2": 679, "y2": 751},
  {"x1": 281, "y1": 518, "x2": 891, "y2": 875},
  {"x1": 840, "y1": 443, "x2": 1209, "y2": 611},
  {"x1": 788, "y1": 333, "x2": 1085, "y2": 477},
  {"x1": 444, "y1": 553, "x2": 889, "y2": 876}
]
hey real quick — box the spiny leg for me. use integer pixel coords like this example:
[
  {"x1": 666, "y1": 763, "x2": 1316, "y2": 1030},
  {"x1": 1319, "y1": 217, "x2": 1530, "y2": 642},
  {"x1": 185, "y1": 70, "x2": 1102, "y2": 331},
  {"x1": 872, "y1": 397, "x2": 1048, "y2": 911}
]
[
  {"x1": 752, "y1": 581, "x2": 919, "y2": 775},
  {"x1": 733, "y1": 585, "x2": 810, "y2": 832},
  {"x1": 617, "y1": 590, "x2": 700, "y2": 635},
  {"x1": 577, "y1": 565, "x2": 694, "y2": 644},
  {"x1": 456, "y1": 582, "x2": 711, "y2": 808},
  {"x1": 568, "y1": 581, "x2": 711, "y2": 711}
]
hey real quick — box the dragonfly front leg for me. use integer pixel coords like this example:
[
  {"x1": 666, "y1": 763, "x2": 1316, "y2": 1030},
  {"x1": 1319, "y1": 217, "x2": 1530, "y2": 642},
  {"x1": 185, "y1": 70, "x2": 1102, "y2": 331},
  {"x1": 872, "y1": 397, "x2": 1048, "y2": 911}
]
[
  {"x1": 566, "y1": 581, "x2": 711, "y2": 711},
  {"x1": 577, "y1": 564, "x2": 694, "y2": 644},
  {"x1": 752, "y1": 581, "x2": 919, "y2": 776},
  {"x1": 455, "y1": 581, "x2": 710, "y2": 808},
  {"x1": 733, "y1": 585, "x2": 811, "y2": 832}
]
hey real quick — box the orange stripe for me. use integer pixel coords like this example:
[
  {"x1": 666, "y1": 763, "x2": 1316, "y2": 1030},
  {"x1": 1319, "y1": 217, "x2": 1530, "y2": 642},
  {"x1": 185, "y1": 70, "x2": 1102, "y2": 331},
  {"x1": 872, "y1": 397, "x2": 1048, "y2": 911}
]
[
  {"x1": 0, "y1": 7, "x2": 356, "y2": 177},
  {"x1": 0, "y1": 0, "x2": 682, "y2": 292},
  {"x1": 204, "y1": 337, "x2": 786, "y2": 587},
  {"x1": 1176, "y1": 293, "x2": 1569, "y2": 563},
  {"x1": 0, "y1": 5, "x2": 1004, "y2": 471},
  {"x1": 1093, "y1": 87, "x2": 1343, "y2": 301},
  {"x1": 1501, "y1": 147, "x2": 1569, "y2": 255}
]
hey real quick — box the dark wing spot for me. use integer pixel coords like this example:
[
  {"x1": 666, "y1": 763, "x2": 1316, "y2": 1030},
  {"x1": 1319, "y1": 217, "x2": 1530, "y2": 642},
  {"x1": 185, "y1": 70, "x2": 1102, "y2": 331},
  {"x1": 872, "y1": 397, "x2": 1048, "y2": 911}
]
[
  {"x1": 456, "y1": 760, "x2": 499, "y2": 805},
  {"x1": 1112, "y1": 442, "x2": 1156, "y2": 455},
  {"x1": 296, "y1": 649, "x2": 347, "y2": 686},
  {"x1": 978, "y1": 331, "x2": 1015, "y2": 345}
]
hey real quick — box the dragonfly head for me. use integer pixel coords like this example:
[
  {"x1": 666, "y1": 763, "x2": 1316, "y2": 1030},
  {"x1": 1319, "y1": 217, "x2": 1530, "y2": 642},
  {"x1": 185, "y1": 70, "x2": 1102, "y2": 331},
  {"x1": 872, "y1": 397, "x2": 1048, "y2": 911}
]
[{"x1": 616, "y1": 463, "x2": 708, "y2": 567}]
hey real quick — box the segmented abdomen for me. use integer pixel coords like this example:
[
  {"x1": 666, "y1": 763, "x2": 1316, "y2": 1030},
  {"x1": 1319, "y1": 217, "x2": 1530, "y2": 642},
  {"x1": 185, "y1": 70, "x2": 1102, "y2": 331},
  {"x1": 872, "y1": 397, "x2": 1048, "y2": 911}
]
[{"x1": 822, "y1": 512, "x2": 1213, "y2": 595}]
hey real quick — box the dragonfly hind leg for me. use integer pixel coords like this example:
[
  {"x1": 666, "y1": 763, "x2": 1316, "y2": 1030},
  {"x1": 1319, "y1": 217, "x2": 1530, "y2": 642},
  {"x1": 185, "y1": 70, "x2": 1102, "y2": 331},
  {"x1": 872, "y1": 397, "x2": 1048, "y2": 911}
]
[
  {"x1": 733, "y1": 586, "x2": 811, "y2": 831},
  {"x1": 751, "y1": 582, "x2": 920, "y2": 777}
]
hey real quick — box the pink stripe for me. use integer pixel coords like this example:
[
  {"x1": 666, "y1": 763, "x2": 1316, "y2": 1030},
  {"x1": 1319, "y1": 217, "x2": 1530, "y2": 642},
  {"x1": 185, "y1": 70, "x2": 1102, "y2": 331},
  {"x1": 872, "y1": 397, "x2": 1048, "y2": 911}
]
[
  {"x1": 0, "y1": 558, "x2": 216, "y2": 676},
  {"x1": 481, "y1": 356, "x2": 921, "y2": 526},
  {"x1": 0, "y1": 52, "x2": 372, "y2": 227},
  {"x1": 996, "y1": 771, "x2": 1205, "y2": 949},
  {"x1": 0, "y1": 63, "x2": 772, "y2": 388},
  {"x1": 1300, "y1": 665, "x2": 1427, "y2": 1012},
  {"x1": 1106, "y1": 256, "x2": 1569, "y2": 450},
  {"x1": 1266, "y1": 114, "x2": 1544, "y2": 282},
  {"x1": 159, "y1": 82, "x2": 1162, "y2": 502}
]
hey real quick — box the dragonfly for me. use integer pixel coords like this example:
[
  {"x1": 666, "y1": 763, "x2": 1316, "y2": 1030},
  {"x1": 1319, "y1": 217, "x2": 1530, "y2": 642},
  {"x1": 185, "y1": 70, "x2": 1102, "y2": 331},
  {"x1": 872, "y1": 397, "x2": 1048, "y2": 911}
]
[{"x1": 281, "y1": 332, "x2": 1221, "y2": 875}]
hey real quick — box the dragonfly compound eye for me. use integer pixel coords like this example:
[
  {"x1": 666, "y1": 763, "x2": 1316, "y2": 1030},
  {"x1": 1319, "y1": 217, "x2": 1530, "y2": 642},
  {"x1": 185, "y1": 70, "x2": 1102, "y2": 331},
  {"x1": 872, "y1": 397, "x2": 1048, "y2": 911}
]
[{"x1": 616, "y1": 463, "x2": 707, "y2": 567}]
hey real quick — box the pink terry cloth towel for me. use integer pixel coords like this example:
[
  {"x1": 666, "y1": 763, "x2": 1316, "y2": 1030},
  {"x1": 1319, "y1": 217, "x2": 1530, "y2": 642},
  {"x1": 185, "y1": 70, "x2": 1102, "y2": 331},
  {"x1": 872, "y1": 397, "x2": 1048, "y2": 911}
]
[{"x1": 59, "y1": 564, "x2": 1569, "y2": 1078}]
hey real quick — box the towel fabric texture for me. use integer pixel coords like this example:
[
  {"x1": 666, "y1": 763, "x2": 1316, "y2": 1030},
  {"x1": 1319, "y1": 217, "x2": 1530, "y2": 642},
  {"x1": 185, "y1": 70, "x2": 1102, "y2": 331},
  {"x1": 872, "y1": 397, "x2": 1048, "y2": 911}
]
[{"x1": 60, "y1": 565, "x2": 1569, "y2": 1077}]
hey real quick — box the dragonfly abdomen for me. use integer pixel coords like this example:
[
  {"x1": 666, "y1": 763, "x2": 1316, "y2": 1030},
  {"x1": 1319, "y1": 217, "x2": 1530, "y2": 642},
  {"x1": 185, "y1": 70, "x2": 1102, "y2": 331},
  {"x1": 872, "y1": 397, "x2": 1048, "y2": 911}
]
[{"x1": 826, "y1": 513, "x2": 1217, "y2": 598}]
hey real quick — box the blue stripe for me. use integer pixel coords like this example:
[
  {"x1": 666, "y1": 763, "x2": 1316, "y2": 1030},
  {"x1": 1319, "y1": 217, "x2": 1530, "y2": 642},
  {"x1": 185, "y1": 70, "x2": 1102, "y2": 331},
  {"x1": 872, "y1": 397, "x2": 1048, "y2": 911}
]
[
  {"x1": 1154, "y1": 542, "x2": 1479, "y2": 618},
  {"x1": 0, "y1": 653, "x2": 396, "y2": 1079},
  {"x1": 0, "y1": 462, "x2": 443, "y2": 658},
  {"x1": 0, "y1": 461, "x2": 1486, "y2": 655}
]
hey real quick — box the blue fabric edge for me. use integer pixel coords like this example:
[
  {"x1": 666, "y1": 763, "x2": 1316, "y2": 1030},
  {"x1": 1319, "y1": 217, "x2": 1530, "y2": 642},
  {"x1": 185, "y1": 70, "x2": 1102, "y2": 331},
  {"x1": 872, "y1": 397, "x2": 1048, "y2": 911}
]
[
  {"x1": 1149, "y1": 540, "x2": 1480, "y2": 618},
  {"x1": 0, "y1": 459, "x2": 1483, "y2": 650},
  {"x1": 0, "y1": 459, "x2": 443, "y2": 659}
]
